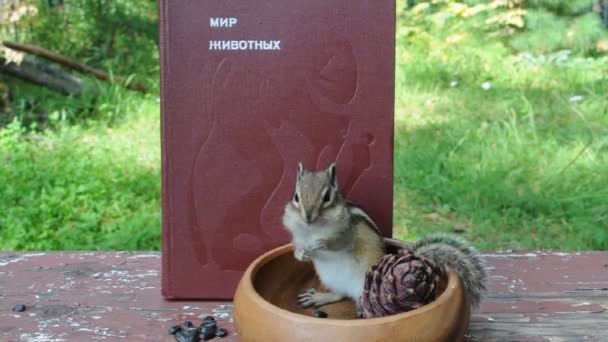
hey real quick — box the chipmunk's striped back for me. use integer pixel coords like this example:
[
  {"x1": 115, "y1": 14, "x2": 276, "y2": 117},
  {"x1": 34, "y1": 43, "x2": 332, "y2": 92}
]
[{"x1": 347, "y1": 202, "x2": 382, "y2": 237}]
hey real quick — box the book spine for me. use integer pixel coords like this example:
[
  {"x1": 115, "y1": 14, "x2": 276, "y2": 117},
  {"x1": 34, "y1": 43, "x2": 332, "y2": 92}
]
[{"x1": 159, "y1": 0, "x2": 172, "y2": 298}]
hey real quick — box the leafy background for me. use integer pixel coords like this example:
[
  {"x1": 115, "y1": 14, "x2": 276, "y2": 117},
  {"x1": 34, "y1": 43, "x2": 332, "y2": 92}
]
[{"x1": 1, "y1": 0, "x2": 607, "y2": 250}]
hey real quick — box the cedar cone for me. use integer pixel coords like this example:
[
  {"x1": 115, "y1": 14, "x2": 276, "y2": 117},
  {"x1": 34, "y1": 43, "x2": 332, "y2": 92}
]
[{"x1": 357, "y1": 249, "x2": 443, "y2": 318}]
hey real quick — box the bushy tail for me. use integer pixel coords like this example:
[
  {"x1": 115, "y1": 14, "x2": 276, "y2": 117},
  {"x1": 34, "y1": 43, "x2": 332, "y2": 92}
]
[{"x1": 412, "y1": 233, "x2": 487, "y2": 307}]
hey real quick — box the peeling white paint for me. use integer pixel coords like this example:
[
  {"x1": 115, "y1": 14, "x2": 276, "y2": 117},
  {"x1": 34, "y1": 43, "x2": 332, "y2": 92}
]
[
  {"x1": 19, "y1": 333, "x2": 66, "y2": 342},
  {"x1": 0, "y1": 253, "x2": 47, "y2": 266},
  {"x1": 572, "y1": 302, "x2": 591, "y2": 306},
  {"x1": 126, "y1": 254, "x2": 160, "y2": 259}
]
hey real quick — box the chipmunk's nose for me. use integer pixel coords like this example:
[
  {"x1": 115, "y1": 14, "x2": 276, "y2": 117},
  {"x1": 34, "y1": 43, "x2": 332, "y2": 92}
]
[{"x1": 305, "y1": 211, "x2": 318, "y2": 224}]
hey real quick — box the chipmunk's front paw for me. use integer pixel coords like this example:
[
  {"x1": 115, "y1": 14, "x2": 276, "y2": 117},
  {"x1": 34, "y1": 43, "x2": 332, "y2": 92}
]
[
  {"x1": 297, "y1": 288, "x2": 344, "y2": 308},
  {"x1": 294, "y1": 248, "x2": 311, "y2": 262},
  {"x1": 308, "y1": 240, "x2": 327, "y2": 252}
]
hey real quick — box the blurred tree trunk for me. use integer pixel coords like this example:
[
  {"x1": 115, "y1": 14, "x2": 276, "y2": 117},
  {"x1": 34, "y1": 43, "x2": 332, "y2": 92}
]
[
  {"x1": 0, "y1": 82, "x2": 11, "y2": 114},
  {"x1": 602, "y1": 0, "x2": 608, "y2": 27},
  {"x1": 47, "y1": 0, "x2": 65, "y2": 8}
]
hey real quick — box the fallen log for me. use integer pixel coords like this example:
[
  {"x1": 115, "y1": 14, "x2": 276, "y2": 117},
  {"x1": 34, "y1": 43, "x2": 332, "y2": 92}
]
[
  {"x1": 2, "y1": 41, "x2": 148, "y2": 93},
  {"x1": 0, "y1": 56, "x2": 84, "y2": 96}
]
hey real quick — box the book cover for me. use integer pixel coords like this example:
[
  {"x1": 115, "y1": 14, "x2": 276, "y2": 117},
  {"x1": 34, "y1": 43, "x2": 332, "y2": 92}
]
[{"x1": 160, "y1": 0, "x2": 395, "y2": 299}]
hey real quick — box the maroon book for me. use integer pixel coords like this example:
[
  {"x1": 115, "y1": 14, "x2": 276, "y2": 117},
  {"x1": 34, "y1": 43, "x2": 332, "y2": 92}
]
[{"x1": 160, "y1": 0, "x2": 395, "y2": 299}]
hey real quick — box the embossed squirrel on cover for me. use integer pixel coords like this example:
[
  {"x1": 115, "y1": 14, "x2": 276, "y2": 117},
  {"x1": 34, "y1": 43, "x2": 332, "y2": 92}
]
[{"x1": 283, "y1": 163, "x2": 487, "y2": 309}]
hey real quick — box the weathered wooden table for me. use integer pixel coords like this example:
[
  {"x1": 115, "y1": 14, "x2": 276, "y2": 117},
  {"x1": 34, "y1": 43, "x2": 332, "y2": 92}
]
[{"x1": 1, "y1": 251, "x2": 607, "y2": 341}]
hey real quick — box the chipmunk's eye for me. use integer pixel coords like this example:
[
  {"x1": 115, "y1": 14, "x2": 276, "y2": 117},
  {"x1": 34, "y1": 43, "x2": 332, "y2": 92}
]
[
  {"x1": 294, "y1": 193, "x2": 300, "y2": 203},
  {"x1": 322, "y1": 191, "x2": 331, "y2": 203}
]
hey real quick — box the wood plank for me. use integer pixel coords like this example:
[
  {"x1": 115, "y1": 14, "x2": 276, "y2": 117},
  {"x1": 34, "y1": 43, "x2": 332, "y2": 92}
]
[
  {"x1": 1, "y1": 251, "x2": 607, "y2": 341},
  {"x1": 0, "y1": 252, "x2": 236, "y2": 341},
  {"x1": 469, "y1": 251, "x2": 608, "y2": 341}
]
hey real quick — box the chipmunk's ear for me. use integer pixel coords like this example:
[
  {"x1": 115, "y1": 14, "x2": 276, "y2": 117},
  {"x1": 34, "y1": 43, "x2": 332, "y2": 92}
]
[
  {"x1": 297, "y1": 162, "x2": 304, "y2": 182},
  {"x1": 327, "y1": 163, "x2": 337, "y2": 188}
]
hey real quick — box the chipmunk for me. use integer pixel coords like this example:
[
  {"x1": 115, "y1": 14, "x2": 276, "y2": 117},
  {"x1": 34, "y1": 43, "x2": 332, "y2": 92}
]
[
  {"x1": 282, "y1": 162, "x2": 385, "y2": 307},
  {"x1": 283, "y1": 163, "x2": 487, "y2": 308}
]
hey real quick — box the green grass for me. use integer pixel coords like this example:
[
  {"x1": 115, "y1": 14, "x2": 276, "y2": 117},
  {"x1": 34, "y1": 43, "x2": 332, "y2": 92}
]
[
  {"x1": 0, "y1": 0, "x2": 161, "y2": 250},
  {"x1": 392, "y1": 1, "x2": 608, "y2": 250},
  {"x1": 0, "y1": 94, "x2": 161, "y2": 250},
  {"x1": 0, "y1": 0, "x2": 607, "y2": 251}
]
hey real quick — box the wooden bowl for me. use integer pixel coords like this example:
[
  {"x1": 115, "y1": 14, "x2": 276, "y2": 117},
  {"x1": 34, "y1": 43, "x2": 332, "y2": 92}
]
[{"x1": 234, "y1": 239, "x2": 470, "y2": 342}]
